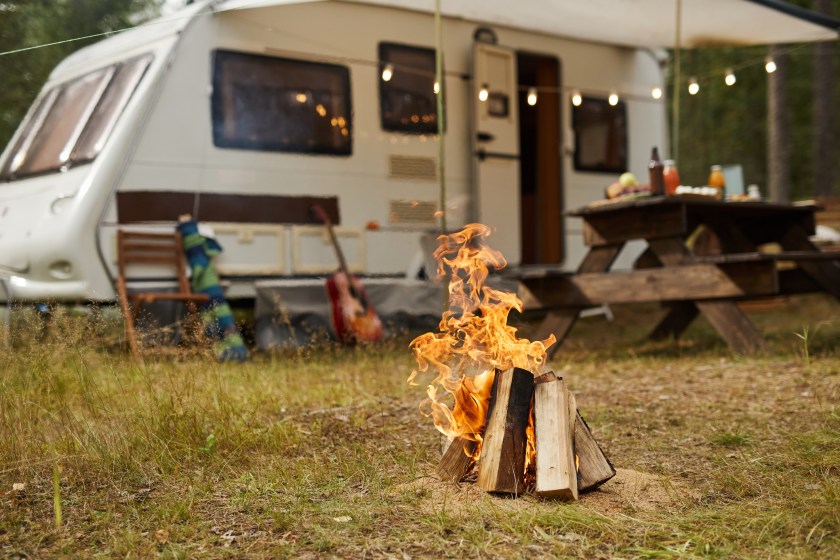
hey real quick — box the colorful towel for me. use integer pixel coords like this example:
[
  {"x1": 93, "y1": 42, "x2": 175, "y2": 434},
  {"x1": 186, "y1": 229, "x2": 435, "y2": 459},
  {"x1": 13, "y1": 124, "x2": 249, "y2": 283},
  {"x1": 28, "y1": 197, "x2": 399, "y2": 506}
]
[{"x1": 177, "y1": 219, "x2": 249, "y2": 362}]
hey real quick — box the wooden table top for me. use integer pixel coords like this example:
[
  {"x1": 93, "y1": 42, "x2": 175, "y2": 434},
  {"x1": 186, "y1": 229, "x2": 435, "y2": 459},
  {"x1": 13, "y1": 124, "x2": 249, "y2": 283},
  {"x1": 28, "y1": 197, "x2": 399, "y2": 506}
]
[{"x1": 568, "y1": 195, "x2": 822, "y2": 218}]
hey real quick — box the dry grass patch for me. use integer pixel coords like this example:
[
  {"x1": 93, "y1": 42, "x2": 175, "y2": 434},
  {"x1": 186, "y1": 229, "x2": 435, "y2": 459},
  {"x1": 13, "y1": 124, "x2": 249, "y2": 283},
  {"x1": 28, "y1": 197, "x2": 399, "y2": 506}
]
[{"x1": 1, "y1": 294, "x2": 838, "y2": 558}]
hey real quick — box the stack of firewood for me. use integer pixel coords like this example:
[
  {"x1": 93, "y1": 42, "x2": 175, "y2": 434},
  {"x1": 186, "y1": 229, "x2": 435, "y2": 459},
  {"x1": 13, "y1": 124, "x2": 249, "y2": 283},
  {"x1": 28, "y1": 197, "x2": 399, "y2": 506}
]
[{"x1": 437, "y1": 368, "x2": 614, "y2": 499}]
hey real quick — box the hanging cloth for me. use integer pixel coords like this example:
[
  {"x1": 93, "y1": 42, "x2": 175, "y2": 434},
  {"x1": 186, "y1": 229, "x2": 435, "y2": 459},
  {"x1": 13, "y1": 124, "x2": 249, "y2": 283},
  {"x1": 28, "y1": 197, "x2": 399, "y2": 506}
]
[{"x1": 177, "y1": 218, "x2": 249, "y2": 362}]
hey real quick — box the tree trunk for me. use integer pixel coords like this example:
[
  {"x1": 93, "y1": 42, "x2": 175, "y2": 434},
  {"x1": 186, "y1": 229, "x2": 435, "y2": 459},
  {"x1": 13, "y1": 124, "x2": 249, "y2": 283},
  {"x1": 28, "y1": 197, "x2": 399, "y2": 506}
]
[
  {"x1": 813, "y1": 0, "x2": 837, "y2": 199},
  {"x1": 767, "y1": 45, "x2": 790, "y2": 202}
]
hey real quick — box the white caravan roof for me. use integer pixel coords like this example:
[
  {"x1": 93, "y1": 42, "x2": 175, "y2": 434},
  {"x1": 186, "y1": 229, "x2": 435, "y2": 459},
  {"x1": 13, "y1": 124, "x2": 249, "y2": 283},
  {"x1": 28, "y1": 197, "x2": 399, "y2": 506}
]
[
  {"x1": 53, "y1": 0, "x2": 839, "y2": 78},
  {"x1": 220, "y1": 0, "x2": 840, "y2": 47}
]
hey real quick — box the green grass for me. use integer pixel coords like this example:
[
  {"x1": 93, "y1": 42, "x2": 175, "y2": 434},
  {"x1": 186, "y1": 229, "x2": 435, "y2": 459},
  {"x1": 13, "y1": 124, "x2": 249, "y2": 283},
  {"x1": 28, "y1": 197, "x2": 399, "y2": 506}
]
[{"x1": 1, "y1": 294, "x2": 839, "y2": 558}]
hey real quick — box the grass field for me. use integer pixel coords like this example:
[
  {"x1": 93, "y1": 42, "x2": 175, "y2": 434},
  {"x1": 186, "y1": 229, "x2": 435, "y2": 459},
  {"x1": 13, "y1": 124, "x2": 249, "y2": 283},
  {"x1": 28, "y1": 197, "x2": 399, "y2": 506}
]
[{"x1": 1, "y1": 294, "x2": 839, "y2": 559}]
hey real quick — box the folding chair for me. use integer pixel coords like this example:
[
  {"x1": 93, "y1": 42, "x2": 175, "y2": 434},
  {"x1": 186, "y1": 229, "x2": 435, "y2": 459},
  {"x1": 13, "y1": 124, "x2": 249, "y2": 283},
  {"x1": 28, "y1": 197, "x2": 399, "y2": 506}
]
[{"x1": 116, "y1": 230, "x2": 210, "y2": 358}]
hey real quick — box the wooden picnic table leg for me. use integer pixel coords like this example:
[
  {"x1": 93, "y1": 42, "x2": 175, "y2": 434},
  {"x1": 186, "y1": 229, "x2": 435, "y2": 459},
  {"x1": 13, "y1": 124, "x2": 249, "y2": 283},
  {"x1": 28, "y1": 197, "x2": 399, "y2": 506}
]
[
  {"x1": 695, "y1": 301, "x2": 768, "y2": 354},
  {"x1": 647, "y1": 237, "x2": 768, "y2": 355},
  {"x1": 536, "y1": 243, "x2": 624, "y2": 358},
  {"x1": 649, "y1": 301, "x2": 700, "y2": 340}
]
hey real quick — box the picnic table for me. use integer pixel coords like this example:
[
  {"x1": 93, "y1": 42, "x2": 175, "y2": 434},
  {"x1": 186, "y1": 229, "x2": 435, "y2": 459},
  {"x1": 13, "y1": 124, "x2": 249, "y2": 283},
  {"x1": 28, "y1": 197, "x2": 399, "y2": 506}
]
[{"x1": 520, "y1": 196, "x2": 840, "y2": 355}]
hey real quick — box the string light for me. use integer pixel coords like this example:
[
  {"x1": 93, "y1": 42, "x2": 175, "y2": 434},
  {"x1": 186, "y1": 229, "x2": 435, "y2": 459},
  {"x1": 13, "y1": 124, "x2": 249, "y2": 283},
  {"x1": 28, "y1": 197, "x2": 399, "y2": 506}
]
[
  {"x1": 608, "y1": 91, "x2": 619, "y2": 106},
  {"x1": 651, "y1": 86, "x2": 663, "y2": 100},
  {"x1": 724, "y1": 68, "x2": 736, "y2": 86},
  {"x1": 381, "y1": 63, "x2": 393, "y2": 82},
  {"x1": 527, "y1": 87, "x2": 538, "y2": 106},
  {"x1": 688, "y1": 77, "x2": 700, "y2": 95},
  {"x1": 765, "y1": 56, "x2": 777, "y2": 73},
  {"x1": 433, "y1": 81, "x2": 440, "y2": 94},
  {"x1": 571, "y1": 90, "x2": 582, "y2": 106},
  {"x1": 478, "y1": 83, "x2": 489, "y2": 102}
]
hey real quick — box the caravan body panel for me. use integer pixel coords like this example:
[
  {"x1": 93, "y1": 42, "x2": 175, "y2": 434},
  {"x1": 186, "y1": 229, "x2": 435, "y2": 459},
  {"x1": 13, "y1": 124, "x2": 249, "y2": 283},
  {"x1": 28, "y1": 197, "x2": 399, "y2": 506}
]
[{"x1": 0, "y1": 0, "x2": 667, "y2": 302}]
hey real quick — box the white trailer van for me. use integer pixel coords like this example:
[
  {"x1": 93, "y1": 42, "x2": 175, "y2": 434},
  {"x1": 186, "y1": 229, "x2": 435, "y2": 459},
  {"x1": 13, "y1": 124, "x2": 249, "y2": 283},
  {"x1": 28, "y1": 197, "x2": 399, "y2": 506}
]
[{"x1": 1, "y1": 0, "x2": 832, "y2": 339}]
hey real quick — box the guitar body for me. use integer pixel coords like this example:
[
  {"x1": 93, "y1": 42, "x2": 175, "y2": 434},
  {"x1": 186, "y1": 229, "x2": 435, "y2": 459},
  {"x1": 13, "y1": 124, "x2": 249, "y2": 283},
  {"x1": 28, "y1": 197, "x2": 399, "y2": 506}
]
[
  {"x1": 325, "y1": 271, "x2": 383, "y2": 343},
  {"x1": 310, "y1": 204, "x2": 383, "y2": 344}
]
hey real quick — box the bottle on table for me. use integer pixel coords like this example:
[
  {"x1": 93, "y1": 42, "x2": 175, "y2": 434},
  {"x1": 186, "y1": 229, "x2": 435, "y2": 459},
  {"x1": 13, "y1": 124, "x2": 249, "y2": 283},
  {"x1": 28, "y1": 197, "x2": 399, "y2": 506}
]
[
  {"x1": 648, "y1": 147, "x2": 665, "y2": 196},
  {"x1": 663, "y1": 159, "x2": 680, "y2": 196},
  {"x1": 708, "y1": 165, "x2": 726, "y2": 200}
]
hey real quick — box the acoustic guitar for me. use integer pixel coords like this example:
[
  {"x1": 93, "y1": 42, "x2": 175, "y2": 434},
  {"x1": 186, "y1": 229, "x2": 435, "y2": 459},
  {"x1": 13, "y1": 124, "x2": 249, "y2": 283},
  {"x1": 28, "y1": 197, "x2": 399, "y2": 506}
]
[{"x1": 311, "y1": 205, "x2": 383, "y2": 343}]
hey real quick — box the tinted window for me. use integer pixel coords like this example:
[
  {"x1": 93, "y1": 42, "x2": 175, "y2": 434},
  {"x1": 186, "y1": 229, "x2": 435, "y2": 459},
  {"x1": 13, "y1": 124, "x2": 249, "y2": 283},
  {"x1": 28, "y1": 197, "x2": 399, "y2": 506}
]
[
  {"x1": 0, "y1": 54, "x2": 152, "y2": 181},
  {"x1": 572, "y1": 96, "x2": 627, "y2": 173},
  {"x1": 211, "y1": 50, "x2": 352, "y2": 155},
  {"x1": 72, "y1": 55, "x2": 153, "y2": 163},
  {"x1": 379, "y1": 43, "x2": 438, "y2": 134}
]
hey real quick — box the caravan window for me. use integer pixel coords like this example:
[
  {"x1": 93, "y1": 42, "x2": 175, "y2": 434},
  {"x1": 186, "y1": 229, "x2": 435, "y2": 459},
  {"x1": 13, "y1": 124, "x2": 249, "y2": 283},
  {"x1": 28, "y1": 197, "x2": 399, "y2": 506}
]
[
  {"x1": 211, "y1": 50, "x2": 352, "y2": 155},
  {"x1": 379, "y1": 43, "x2": 439, "y2": 134},
  {"x1": 0, "y1": 55, "x2": 153, "y2": 181},
  {"x1": 572, "y1": 96, "x2": 628, "y2": 173}
]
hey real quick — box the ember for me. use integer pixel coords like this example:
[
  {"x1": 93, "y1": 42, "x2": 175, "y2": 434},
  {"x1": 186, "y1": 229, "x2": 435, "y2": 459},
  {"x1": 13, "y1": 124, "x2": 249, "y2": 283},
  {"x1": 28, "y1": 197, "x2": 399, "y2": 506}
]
[{"x1": 409, "y1": 224, "x2": 615, "y2": 498}]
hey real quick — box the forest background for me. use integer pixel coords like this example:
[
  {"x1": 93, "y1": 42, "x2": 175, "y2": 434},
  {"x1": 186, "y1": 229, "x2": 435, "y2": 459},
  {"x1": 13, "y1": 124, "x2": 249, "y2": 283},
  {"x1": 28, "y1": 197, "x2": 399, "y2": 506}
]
[{"x1": 0, "y1": 0, "x2": 837, "y2": 201}]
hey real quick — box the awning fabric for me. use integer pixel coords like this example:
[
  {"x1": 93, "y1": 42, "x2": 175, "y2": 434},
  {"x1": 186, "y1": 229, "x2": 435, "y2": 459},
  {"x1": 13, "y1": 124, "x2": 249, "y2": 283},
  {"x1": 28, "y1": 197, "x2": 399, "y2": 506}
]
[{"x1": 219, "y1": 0, "x2": 840, "y2": 48}]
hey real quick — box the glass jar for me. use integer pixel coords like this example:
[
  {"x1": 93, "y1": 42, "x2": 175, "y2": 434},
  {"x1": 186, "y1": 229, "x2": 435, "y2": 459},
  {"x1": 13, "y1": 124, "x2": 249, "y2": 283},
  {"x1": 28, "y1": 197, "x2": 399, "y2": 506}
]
[
  {"x1": 663, "y1": 160, "x2": 680, "y2": 196},
  {"x1": 708, "y1": 165, "x2": 726, "y2": 200}
]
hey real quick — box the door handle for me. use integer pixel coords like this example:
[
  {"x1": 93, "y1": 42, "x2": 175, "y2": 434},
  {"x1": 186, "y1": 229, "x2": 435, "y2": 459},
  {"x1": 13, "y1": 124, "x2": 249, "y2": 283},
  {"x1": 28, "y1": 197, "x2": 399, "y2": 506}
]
[{"x1": 477, "y1": 131, "x2": 495, "y2": 142}]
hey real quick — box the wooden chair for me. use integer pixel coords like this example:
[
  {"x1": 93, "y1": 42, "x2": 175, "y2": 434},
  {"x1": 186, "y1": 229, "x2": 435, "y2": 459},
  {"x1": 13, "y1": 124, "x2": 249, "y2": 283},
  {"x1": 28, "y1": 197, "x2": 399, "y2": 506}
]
[{"x1": 116, "y1": 229, "x2": 210, "y2": 358}]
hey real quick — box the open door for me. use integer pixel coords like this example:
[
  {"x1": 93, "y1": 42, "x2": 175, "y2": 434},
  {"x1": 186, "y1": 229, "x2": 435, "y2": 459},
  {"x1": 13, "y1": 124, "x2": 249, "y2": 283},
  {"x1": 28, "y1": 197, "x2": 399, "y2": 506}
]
[
  {"x1": 517, "y1": 52, "x2": 563, "y2": 265},
  {"x1": 472, "y1": 42, "x2": 520, "y2": 264}
]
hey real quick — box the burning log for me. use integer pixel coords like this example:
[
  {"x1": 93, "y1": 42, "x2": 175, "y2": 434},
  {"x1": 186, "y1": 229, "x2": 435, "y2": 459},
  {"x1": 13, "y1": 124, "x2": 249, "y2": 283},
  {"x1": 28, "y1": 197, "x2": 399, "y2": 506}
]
[
  {"x1": 436, "y1": 436, "x2": 477, "y2": 483},
  {"x1": 534, "y1": 372, "x2": 578, "y2": 500},
  {"x1": 411, "y1": 224, "x2": 615, "y2": 500},
  {"x1": 477, "y1": 368, "x2": 534, "y2": 494},
  {"x1": 574, "y1": 411, "x2": 616, "y2": 492}
]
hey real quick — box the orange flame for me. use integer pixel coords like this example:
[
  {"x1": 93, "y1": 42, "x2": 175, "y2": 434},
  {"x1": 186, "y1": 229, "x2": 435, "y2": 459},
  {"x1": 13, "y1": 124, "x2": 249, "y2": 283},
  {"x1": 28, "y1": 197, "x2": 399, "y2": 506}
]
[{"x1": 408, "y1": 224, "x2": 556, "y2": 453}]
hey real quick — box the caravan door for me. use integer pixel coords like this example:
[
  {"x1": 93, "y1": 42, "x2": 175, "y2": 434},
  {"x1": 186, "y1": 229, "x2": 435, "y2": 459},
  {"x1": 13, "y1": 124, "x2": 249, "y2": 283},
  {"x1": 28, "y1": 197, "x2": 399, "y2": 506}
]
[{"x1": 472, "y1": 43, "x2": 520, "y2": 264}]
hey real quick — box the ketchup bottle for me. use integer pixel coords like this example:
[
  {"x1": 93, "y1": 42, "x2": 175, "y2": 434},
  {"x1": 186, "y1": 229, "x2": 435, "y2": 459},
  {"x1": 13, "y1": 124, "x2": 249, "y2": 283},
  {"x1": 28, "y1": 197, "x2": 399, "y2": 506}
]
[{"x1": 663, "y1": 160, "x2": 680, "y2": 196}]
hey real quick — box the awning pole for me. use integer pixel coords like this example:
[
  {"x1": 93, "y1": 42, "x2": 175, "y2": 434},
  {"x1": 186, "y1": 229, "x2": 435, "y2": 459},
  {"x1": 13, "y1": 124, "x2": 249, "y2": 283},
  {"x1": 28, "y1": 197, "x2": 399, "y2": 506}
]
[
  {"x1": 435, "y1": 0, "x2": 447, "y2": 233},
  {"x1": 673, "y1": 0, "x2": 682, "y2": 164}
]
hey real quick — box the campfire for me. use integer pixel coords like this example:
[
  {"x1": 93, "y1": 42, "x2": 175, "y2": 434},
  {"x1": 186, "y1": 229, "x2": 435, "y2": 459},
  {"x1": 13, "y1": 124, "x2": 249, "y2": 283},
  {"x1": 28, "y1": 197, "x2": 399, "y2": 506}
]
[{"x1": 409, "y1": 224, "x2": 615, "y2": 498}]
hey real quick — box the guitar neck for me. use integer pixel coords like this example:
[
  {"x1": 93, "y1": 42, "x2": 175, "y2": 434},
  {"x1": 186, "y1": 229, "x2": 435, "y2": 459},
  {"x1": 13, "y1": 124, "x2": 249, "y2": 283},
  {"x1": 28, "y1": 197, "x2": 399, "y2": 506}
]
[
  {"x1": 325, "y1": 222, "x2": 351, "y2": 277},
  {"x1": 313, "y1": 205, "x2": 351, "y2": 276}
]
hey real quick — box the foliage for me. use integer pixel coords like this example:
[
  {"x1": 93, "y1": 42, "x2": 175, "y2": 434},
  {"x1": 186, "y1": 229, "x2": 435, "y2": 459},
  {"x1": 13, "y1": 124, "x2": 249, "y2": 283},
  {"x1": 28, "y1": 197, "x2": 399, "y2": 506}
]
[{"x1": 0, "y1": 0, "x2": 162, "y2": 150}]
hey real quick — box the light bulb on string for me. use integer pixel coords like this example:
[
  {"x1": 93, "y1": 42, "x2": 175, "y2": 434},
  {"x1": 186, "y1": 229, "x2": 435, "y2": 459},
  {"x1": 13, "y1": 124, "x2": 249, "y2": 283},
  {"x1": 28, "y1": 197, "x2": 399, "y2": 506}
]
[
  {"x1": 381, "y1": 63, "x2": 394, "y2": 82},
  {"x1": 571, "y1": 90, "x2": 582, "y2": 106},
  {"x1": 724, "y1": 68, "x2": 736, "y2": 86},
  {"x1": 434, "y1": 81, "x2": 440, "y2": 94},
  {"x1": 688, "y1": 78, "x2": 700, "y2": 95},
  {"x1": 478, "y1": 83, "x2": 489, "y2": 102},
  {"x1": 765, "y1": 57, "x2": 777, "y2": 73},
  {"x1": 651, "y1": 86, "x2": 663, "y2": 100},
  {"x1": 527, "y1": 87, "x2": 538, "y2": 106},
  {"x1": 608, "y1": 91, "x2": 619, "y2": 106}
]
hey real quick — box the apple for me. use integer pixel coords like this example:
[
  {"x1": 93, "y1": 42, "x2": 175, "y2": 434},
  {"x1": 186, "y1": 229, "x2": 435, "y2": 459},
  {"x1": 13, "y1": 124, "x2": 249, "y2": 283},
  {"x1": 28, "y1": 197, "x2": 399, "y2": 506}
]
[
  {"x1": 605, "y1": 181, "x2": 624, "y2": 199},
  {"x1": 619, "y1": 172, "x2": 637, "y2": 187}
]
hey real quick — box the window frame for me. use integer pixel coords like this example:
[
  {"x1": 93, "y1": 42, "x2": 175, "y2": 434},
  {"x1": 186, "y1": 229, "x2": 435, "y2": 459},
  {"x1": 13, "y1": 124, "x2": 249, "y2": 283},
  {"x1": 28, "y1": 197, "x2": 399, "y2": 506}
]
[
  {"x1": 571, "y1": 95, "x2": 628, "y2": 174},
  {"x1": 0, "y1": 54, "x2": 153, "y2": 182},
  {"x1": 210, "y1": 49, "x2": 353, "y2": 156},
  {"x1": 378, "y1": 42, "x2": 440, "y2": 135}
]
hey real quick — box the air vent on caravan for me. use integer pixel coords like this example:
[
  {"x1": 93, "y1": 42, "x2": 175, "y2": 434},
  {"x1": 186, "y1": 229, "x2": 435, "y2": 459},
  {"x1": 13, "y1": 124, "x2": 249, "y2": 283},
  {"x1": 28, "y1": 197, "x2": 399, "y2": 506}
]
[
  {"x1": 389, "y1": 200, "x2": 437, "y2": 224},
  {"x1": 388, "y1": 155, "x2": 437, "y2": 181}
]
